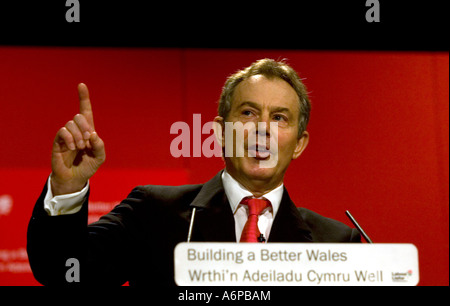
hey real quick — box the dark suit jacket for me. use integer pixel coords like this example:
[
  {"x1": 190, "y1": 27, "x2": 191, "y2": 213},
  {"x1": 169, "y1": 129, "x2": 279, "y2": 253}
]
[{"x1": 27, "y1": 170, "x2": 360, "y2": 286}]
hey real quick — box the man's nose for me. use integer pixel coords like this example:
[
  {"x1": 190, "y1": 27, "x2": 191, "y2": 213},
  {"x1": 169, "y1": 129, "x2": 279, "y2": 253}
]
[{"x1": 255, "y1": 119, "x2": 270, "y2": 138}]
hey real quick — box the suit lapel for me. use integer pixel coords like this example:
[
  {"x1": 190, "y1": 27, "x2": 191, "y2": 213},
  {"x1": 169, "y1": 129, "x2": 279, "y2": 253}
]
[
  {"x1": 189, "y1": 171, "x2": 236, "y2": 242},
  {"x1": 268, "y1": 188, "x2": 313, "y2": 243},
  {"x1": 187, "y1": 172, "x2": 312, "y2": 243}
]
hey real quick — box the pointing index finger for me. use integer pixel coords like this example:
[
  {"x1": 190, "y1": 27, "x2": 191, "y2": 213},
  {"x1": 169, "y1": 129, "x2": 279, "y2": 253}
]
[{"x1": 78, "y1": 83, "x2": 95, "y2": 130}]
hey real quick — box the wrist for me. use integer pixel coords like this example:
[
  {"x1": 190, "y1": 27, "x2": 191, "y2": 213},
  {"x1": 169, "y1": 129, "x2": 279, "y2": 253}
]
[{"x1": 50, "y1": 174, "x2": 87, "y2": 196}]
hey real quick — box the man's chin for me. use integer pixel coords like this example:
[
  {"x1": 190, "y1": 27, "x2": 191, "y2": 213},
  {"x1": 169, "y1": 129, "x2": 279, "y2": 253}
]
[
  {"x1": 225, "y1": 156, "x2": 282, "y2": 183},
  {"x1": 241, "y1": 161, "x2": 278, "y2": 181}
]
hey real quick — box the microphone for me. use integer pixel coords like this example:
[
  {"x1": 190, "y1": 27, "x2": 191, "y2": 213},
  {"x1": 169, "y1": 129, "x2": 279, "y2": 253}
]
[
  {"x1": 187, "y1": 207, "x2": 197, "y2": 243},
  {"x1": 258, "y1": 234, "x2": 266, "y2": 243},
  {"x1": 345, "y1": 210, "x2": 373, "y2": 243}
]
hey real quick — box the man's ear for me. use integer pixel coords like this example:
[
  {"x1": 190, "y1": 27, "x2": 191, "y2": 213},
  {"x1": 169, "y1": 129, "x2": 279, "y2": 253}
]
[
  {"x1": 292, "y1": 131, "x2": 309, "y2": 160},
  {"x1": 213, "y1": 116, "x2": 225, "y2": 148}
]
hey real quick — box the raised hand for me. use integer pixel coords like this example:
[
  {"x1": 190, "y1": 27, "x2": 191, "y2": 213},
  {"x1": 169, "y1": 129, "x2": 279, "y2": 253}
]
[{"x1": 51, "y1": 83, "x2": 106, "y2": 196}]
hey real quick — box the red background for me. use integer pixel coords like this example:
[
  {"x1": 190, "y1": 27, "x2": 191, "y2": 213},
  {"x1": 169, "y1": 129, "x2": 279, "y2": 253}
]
[{"x1": 0, "y1": 47, "x2": 448, "y2": 286}]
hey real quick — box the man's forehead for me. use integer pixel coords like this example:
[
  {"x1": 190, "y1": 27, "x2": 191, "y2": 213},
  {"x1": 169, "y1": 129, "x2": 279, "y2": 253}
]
[{"x1": 232, "y1": 75, "x2": 300, "y2": 112}]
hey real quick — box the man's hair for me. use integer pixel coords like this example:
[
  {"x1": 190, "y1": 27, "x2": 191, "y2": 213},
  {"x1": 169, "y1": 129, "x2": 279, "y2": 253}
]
[{"x1": 218, "y1": 58, "x2": 311, "y2": 137}]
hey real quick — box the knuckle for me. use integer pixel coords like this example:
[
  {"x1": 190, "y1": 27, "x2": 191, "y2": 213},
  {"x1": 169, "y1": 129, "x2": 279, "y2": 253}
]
[
  {"x1": 65, "y1": 120, "x2": 75, "y2": 128},
  {"x1": 74, "y1": 113, "x2": 85, "y2": 122},
  {"x1": 57, "y1": 127, "x2": 70, "y2": 139}
]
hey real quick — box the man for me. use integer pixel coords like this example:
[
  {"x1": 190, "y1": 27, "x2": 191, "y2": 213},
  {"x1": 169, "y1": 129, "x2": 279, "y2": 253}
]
[{"x1": 27, "y1": 59, "x2": 361, "y2": 286}]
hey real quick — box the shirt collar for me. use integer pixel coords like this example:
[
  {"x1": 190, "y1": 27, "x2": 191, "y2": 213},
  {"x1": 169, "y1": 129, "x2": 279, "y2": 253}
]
[{"x1": 221, "y1": 169, "x2": 283, "y2": 217}]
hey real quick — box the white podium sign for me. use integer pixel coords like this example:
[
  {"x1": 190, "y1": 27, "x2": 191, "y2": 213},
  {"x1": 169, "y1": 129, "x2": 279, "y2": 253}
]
[{"x1": 174, "y1": 243, "x2": 419, "y2": 286}]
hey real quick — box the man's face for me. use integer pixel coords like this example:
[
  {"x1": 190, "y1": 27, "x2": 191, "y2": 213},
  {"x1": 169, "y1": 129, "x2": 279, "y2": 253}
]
[{"x1": 216, "y1": 75, "x2": 309, "y2": 193}]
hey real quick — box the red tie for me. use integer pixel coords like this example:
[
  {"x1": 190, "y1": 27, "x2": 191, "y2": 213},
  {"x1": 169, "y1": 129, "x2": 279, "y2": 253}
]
[{"x1": 239, "y1": 197, "x2": 271, "y2": 242}]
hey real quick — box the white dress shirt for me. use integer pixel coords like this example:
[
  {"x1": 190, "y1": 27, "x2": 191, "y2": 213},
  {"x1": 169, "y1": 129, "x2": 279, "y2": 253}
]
[
  {"x1": 44, "y1": 170, "x2": 284, "y2": 242},
  {"x1": 44, "y1": 175, "x2": 89, "y2": 216},
  {"x1": 221, "y1": 170, "x2": 283, "y2": 242}
]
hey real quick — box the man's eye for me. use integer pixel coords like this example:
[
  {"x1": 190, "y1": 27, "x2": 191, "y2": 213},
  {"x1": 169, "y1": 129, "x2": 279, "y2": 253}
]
[
  {"x1": 242, "y1": 110, "x2": 253, "y2": 116},
  {"x1": 273, "y1": 114, "x2": 287, "y2": 121}
]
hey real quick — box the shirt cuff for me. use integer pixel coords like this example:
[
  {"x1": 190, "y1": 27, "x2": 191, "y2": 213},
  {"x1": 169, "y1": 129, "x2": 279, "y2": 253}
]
[{"x1": 43, "y1": 175, "x2": 89, "y2": 216}]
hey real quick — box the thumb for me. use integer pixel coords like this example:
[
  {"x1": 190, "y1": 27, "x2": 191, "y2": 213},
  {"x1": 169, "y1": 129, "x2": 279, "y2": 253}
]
[{"x1": 89, "y1": 132, "x2": 106, "y2": 160}]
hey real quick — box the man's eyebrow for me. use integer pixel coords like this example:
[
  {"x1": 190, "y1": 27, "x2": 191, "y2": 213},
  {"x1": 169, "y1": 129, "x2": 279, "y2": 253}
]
[
  {"x1": 270, "y1": 106, "x2": 291, "y2": 113},
  {"x1": 238, "y1": 101, "x2": 292, "y2": 113},
  {"x1": 237, "y1": 101, "x2": 260, "y2": 109}
]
